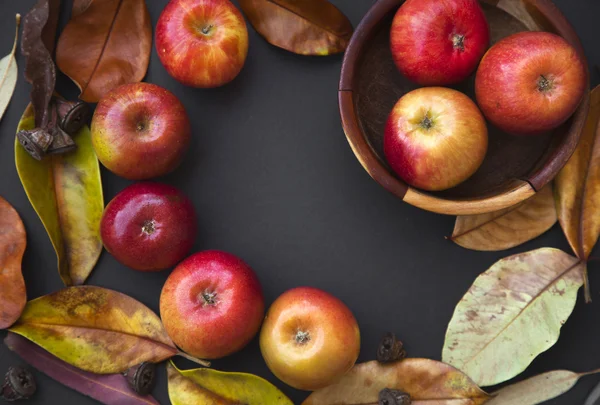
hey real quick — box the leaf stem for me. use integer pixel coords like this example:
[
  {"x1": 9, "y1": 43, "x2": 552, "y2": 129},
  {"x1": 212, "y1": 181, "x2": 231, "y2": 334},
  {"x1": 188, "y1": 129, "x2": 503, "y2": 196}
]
[
  {"x1": 176, "y1": 352, "x2": 211, "y2": 368},
  {"x1": 12, "y1": 14, "x2": 20, "y2": 56}
]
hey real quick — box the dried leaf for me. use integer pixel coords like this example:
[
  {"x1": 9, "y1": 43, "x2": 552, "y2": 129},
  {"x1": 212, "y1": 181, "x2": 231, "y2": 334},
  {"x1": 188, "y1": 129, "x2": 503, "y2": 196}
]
[
  {"x1": 9, "y1": 286, "x2": 179, "y2": 374},
  {"x1": 487, "y1": 369, "x2": 600, "y2": 405},
  {"x1": 0, "y1": 15, "x2": 20, "y2": 123},
  {"x1": 22, "y1": 0, "x2": 57, "y2": 127},
  {"x1": 302, "y1": 359, "x2": 490, "y2": 405},
  {"x1": 442, "y1": 248, "x2": 584, "y2": 387},
  {"x1": 15, "y1": 104, "x2": 103, "y2": 286},
  {"x1": 41, "y1": 0, "x2": 61, "y2": 55},
  {"x1": 555, "y1": 85, "x2": 600, "y2": 260},
  {"x1": 451, "y1": 185, "x2": 557, "y2": 251},
  {"x1": 239, "y1": 0, "x2": 353, "y2": 55},
  {"x1": 5, "y1": 332, "x2": 159, "y2": 405},
  {"x1": 0, "y1": 197, "x2": 27, "y2": 329},
  {"x1": 167, "y1": 362, "x2": 293, "y2": 405},
  {"x1": 56, "y1": 0, "x2": 152, "y2": 102}
]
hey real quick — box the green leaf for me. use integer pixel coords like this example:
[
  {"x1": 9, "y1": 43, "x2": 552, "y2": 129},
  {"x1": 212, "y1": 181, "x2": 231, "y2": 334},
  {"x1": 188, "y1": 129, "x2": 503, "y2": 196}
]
[
  {"x1": 15, "y1": 104, "x2": 103, "y2": 285},
  {"x1": 487, "y1": 369, "x2": 600, "y2": 405},
  {"x1": 0, "y1": 15, "x2": 20, "y2": 122},
  {"x1": 442, "y1": 248, "x2": 584, "y2": 387},
  {"x1": 167, "y1": 361, "x2": 293, "y2": 405}
]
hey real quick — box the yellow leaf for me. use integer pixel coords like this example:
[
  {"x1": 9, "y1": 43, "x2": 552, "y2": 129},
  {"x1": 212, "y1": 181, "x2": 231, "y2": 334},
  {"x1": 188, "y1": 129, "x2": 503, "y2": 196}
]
[{"x1": 15, "y1": 104, "x2": 103, "y2": 285}]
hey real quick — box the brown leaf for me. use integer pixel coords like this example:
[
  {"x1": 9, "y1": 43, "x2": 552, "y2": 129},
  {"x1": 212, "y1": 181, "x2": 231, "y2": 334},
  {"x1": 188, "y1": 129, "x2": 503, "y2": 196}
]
[
  {"x1": 72, "y1": 0, "x2": 94, "y2": 17},
  {"x1": 302, "y1": 359, "x2": 490, "y2": 405},
  {"x1": 555, "y1": 85, "x2": 600, "y2": 260},
  {"x1": 239, "y1": 0, "x2": 353, "y2": 55},
  {"x1": 451, "y1": 184, "x2": 556, "y2": 251},
  {"x1": 56, "y1": 0, "x2": 152, "y2": 102},
  {"x1": 41, "y1": 0, "x2": 61, "y2": 55},
  {"x1": 0, "y1": 196, "x2": 27, "y2": 329}
]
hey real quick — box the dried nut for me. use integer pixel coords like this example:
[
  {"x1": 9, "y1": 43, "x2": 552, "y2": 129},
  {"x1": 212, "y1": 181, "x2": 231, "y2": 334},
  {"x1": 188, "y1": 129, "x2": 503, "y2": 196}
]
[
  {"x1": 54, "y1": 98, "x2": 89, "y2": 135},
  {"x1": 125, "y1": 362, "x2": 156, "y2": 396},
  {"x1": 47, "y1": 127, "x2": 76, "y2": 155},
  {"x1": 0, "y1": 366, "x2": 36, "y2": 401},
  {"x1": 16, "y1": 128, "x2": 53, "y2": 160},
  {"x1": 377, "y1": 333, "x2": 406, "y2": 363},
  {"x1": 379, "y1": 388, "x2": 411, "y2": 405}
]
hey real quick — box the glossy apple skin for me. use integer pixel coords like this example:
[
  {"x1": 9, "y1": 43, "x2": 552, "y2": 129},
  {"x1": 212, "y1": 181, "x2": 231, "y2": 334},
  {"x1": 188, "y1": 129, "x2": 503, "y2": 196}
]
[
  {"x1": 92, "y1": 83, "x2": 190, "y2": 180},
  {"x1": 101, "y1": 182, "x2": 197, "y2": 271},
  {"x1": 160, "y1": 250, "x2": 265, "y2": 359},
  {"x1": 390, "y1": 0, "x2": 489, "y2": 85},
  {"x1": 384, "y1": 87, "x2": 488, "y2": 191},
  {"x1": 475, "y1": 32, "x2": 586, "y2": 135},
  {"x1": 260, "y1": 287, "x2": 360, "y2": 391},
  {"x1": 155, "y1": 0, "x2": 249, "y2": 88}
]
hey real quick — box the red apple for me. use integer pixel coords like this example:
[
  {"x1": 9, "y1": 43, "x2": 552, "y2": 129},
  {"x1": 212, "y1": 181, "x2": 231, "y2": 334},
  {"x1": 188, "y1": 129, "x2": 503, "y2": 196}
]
[
  {"x1": 155, "y1": 0, "x2": 249, "y2": 88},
  {"x1": 160, "y1": 250, "x2": 264, "y2": 359},
  {"x1": 260, "y1": 287, "x2": 360, "y2": 391},
  {"x1": 101, "y1": 182, "x2": 197, "y2": 271},
  {"x1": 91, "y1": 83, "x2": 190, "y2": 180},
  {"x1": 475, "y1": 31, "x2": 587, "y2": 135},
  {"x1": 384, "y1": 87, "x2": 488, "y2": 191},
  {"x1": 390, "y1": 0, "x2": 489, "y2": 85}
]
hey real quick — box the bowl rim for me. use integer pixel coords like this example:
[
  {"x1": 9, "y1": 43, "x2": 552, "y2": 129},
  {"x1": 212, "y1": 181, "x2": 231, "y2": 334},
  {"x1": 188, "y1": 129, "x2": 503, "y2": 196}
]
[{"x1": 338, "y1": 0, "x2": 591, "y2": 215}]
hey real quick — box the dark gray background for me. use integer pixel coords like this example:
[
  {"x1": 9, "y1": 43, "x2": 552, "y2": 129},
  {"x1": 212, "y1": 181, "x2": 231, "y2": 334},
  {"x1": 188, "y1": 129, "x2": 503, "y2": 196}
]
[{"x1": 0, "y1": 0, "x2": 599, "y2": 404}]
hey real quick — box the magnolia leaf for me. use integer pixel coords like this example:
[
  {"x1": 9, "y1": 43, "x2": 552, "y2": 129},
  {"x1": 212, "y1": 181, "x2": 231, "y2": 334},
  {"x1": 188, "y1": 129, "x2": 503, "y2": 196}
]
[
  {"x1": 56, "y1": 0, "x2": 152, "y2": 102},
  {"x1": 451, "y1": 184, "x2": 556, "y2": 251},
  {"x1": 0, "y1": 196, "x2": 27, "y2": 329},
  {"x1": 239, "y1": 0, "x2": 353, "y2": 55},
  {"x1": 5, "y1": 332, "x2": 159, "y2": 405},
  {"x1": 167, "y1": 361, "x2": 293, "y2": 405},
  {"x1": 443, "y1": 248, "x2": 584, "y2": 387},
  {"x1": 9, "y1": 286, "x2": 179, "y2": 374},
  {"x1": 302, "y1": 359, "x2": 490, "y2": 405},
  {"x1": 555, "y1": 85, "x2": 600, "y2": 260},
  {"x1": 487, "y1": 369, "x2": 600, "y2": 405},
  {"x1": 0, "y1": 15, "x2": 20, "y2": 123},
  {"x1": 15, "y1": 104, "x2": 103, "y2": 286}
]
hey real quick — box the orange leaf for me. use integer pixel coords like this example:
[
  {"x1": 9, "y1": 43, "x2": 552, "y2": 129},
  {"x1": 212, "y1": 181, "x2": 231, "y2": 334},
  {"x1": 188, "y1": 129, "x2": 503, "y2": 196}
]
[{"x1": 56, "y1": 0, "x2": 152, "y2": 102}]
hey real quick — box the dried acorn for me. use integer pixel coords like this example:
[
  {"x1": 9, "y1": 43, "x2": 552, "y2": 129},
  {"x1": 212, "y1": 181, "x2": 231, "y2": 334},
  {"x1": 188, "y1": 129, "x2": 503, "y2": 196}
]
[
  {"x1": 379, "y1": 388, "x2": 411, "y2": 405},
  {"x1": 16, "y1": 128, "x2": 53, "y2": 160},
  {"x1": 0, "y1": 366, "x2": 36, "y2": 401},
  {"x1": 124, "y1": 362, "x2": 156, "y2": 396},
  {"x1": 377, "y1": 333, "x2": 406, "y2": 363},
  {"x1": 54, "y1": 98, "x2": 89, "y2": 135}
]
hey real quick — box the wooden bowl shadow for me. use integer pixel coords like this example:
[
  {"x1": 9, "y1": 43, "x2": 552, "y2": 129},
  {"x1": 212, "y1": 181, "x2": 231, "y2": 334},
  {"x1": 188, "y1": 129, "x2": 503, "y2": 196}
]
[{"x1": 339, "y1": 0, "x2": 590, "y2": 215}]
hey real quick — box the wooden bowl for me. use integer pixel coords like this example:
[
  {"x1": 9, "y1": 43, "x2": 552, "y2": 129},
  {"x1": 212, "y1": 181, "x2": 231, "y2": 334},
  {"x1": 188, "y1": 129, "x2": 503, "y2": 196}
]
[{"x1": 339, "y1": 0, "x2": 590, "y2": 215}]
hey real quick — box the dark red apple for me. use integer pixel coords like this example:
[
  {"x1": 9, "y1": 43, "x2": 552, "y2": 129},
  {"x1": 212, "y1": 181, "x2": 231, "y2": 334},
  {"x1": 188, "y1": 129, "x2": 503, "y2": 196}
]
[
  {"x1": 384, "y1": 87, "x2": 488, "y2": 191},
  {"x1": 91, "y1": 83, "x2": 191, "y2": 180},
  {"x1": 160, "y1": 250, "x2": 265, "y2": 359},
  {"x1": 475, "y1": 31, "x2": 587, "y2": 135},
  {"x1": 101, "y1": 182, "x2": 197, "y2": 271},
  {"x1": 390, "y1": 0, "x2": 490, "y2": 85},
  {"x1": 156, "y1": 0, "x2": 249, "y2": 88}
]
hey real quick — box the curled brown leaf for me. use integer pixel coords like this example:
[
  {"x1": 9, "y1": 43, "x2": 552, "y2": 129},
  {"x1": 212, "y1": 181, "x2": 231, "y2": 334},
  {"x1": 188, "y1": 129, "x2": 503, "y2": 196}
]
[{"x1": 239, "y1": 0, "x2": 353, "y2": 55}]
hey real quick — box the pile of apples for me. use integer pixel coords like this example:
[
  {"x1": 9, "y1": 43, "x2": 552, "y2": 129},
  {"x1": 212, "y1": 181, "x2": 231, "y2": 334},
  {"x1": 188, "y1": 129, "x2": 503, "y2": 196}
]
[
  {"x1": 384, "y1": 0, "x2": 587, "y2": 191},
  {"x1": 89, "y1": 0, "x2": 361, "y2": 393}
]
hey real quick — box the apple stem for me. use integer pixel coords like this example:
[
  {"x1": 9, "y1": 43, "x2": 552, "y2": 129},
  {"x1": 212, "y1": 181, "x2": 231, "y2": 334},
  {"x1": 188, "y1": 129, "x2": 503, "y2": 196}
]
[
  {"x1": 537, "y1": 75, "x2": 553, "y2": 92},
  {"x1": 451, "y1": 33, "x2": 465, "y2": 52},
  {"x1": 295, "y1": 330, "x2": 311, "y2": 345},
  {"x1": 420, "y1": 116, "x2": 433, "y2": 130},
  {"x1": 176, "y1": 352, "x2": 211, "y2": 368},
  {"x1": 201, "y1": 24, "x2": 213, "y2": 35}
]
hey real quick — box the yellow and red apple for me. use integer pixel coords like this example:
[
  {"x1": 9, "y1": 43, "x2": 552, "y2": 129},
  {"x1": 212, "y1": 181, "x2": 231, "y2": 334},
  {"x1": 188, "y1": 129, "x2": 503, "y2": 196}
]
[
  {"x1": 260, "y1": 287, "x2": 361, "y2": 391},
  {"x1": 384, "y1": 87, "x2": 488, "y2": 191},
  {"x1": 155, "y1": 0, "x2": 249, "y2": 88}
]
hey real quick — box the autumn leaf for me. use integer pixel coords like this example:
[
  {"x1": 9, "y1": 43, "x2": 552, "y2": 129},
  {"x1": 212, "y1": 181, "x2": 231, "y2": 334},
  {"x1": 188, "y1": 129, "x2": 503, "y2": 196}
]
[
  {"x1": 302, "y1": 359, "x2": 490, "y2": 405},
  {"x1": 487, "y1": 369, "x2": 600, "y2": 405},
  {"x1": 0, "y1": 196, "x2": 27, "y2": 329},
  {"x1": 450, "y1": 184, "x2": 556, "y2": 251},
  {"x1": 15, "y1": 104, "x2": 103, "y2": 286},
  {"x1": 555, "y1": 85, "x2": 600, "y2": 260},
  {"x1": 239, "y1": 0, "x2": 353, "y2": 55},
  {"x1": 9, "y1": 286, "x2": 179, "y2": 374},
  {"x1": 56, "y1": 0, "x2": 152, "y2": 102},
  {"x1": 167, "y1": 361, "x2": 293, "y2": 405},
  {"x1": 0, "y1": 15, "x2": 20, "y2": 123},
  {"x1": 442, "y1": 248, "x2": 584, "y2": 387},
  {"x1": 5, "y1": 332, "x2": 159, "y2": 405}
]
